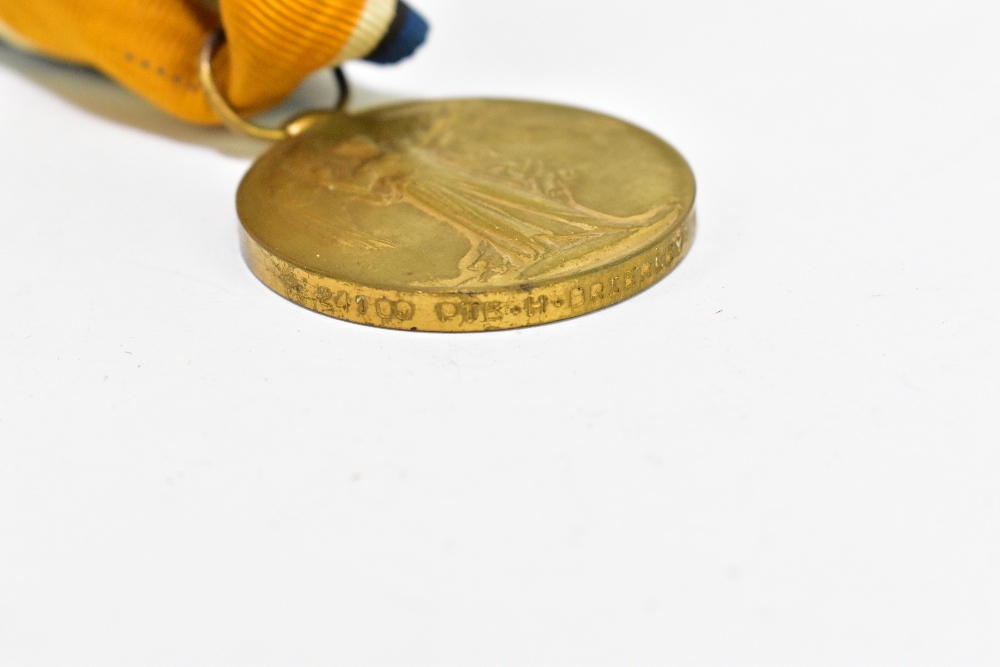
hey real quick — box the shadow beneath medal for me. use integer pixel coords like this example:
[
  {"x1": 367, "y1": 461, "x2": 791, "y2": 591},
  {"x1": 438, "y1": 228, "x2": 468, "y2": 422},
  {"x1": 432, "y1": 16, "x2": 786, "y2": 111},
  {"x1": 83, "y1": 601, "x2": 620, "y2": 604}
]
[{"x1": 0, "y1": 41, "x2": 404, "y2": 159}]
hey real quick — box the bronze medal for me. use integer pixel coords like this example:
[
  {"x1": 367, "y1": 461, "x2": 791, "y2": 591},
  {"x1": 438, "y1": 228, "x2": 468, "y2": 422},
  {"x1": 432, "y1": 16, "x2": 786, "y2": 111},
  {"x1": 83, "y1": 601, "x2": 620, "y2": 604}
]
[{"x1": 202, "y1": 31, "x2": 695, "y2": 331}]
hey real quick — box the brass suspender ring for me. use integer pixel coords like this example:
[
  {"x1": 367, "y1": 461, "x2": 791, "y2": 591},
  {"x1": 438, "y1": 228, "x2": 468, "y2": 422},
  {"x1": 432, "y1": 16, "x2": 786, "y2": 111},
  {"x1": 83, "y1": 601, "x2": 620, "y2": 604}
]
[{"x1": 198, "y1": 27, "x2": 350, "y2": 141}]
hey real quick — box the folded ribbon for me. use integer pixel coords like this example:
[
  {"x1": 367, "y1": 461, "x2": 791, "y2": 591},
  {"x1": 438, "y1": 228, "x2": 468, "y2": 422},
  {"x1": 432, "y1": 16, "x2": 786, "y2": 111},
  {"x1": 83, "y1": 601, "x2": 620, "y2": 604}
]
[{"x1": 0, "y1": 0, "x2": 427, "y2": 124}]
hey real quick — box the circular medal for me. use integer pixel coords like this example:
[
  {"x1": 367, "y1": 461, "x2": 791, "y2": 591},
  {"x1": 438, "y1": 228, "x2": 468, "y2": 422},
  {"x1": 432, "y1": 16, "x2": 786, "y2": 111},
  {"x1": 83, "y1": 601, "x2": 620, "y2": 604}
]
[{"x1": 203, "y1": 34, "x2": 696, "y2": 332}]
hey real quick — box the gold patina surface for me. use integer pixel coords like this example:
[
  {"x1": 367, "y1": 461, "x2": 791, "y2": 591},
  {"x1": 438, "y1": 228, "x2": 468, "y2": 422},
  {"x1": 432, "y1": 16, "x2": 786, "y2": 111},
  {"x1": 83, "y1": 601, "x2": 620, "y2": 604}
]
[{"x1": 237, "y1": 99, "x2": 696, "y2": 331}]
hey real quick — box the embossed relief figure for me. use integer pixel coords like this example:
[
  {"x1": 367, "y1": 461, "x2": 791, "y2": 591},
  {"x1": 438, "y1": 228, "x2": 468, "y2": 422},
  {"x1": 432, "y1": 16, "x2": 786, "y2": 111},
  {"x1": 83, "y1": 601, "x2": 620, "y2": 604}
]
[{"x1": 288, "y1": 107, "x2": 681, "y2": 282}]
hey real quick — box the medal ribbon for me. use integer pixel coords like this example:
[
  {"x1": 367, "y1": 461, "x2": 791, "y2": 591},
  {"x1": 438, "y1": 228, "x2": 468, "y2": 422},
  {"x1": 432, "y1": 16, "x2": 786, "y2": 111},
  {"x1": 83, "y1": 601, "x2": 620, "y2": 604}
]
[{"x1": 0, "y1": 0, "x2": 426, "y2": 124}]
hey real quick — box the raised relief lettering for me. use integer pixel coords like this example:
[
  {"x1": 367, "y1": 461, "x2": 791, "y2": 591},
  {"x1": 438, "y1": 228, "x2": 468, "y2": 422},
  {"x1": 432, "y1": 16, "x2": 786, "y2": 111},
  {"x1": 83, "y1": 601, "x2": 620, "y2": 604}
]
[
  {"x1": 461, "y1": 302, "x2": 482, "y2": 322},
  {"x1": 436, "y1": 302, "x2": 460, "y2": 322},
  {"x1": 525, "y1": 296, "x2": 548, "y2": 316},
  {"x1": 484, "y1": 302, "x2": 503, "y2": 321},
  {"x1": 375, "y1": 298, "x2": 395, "y2": 319},
  {"x1": 654, "y1": 249, "x2": 667, "y2": 272},
  {"x1": 436, "y1": 301, "x2": 490, "y2": 324},
  {"x1": 334, "y1": 291, "x2": 351, "y2": 310},
  {"x1": 373, "y1": 298, "x2": 415, "y2": 321},
  {"x1": 395, "y1": 301, "x2": 415, "y2": 321}
]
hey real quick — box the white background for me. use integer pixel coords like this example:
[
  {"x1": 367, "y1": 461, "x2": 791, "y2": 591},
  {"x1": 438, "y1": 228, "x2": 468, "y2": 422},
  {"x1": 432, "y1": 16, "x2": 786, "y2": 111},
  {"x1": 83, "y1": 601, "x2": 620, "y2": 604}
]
[{"x1": 1, "y1": 0, "x2": 998, "y2": 664}]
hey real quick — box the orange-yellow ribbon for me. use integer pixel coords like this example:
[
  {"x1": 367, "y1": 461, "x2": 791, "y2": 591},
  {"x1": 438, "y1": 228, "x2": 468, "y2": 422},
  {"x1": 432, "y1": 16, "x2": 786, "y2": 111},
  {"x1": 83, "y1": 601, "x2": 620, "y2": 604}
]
[{"x1": 0, "y1": 0, "x2": 397, "y2": 123}]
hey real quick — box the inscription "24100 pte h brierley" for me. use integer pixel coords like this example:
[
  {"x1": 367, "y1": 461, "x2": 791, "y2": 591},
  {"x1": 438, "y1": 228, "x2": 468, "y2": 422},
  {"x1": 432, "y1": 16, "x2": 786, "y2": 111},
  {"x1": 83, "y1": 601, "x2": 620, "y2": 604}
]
[{"x1": 282, "y1": 227, "x2": 688, "y2": 329}]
